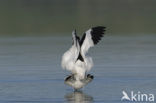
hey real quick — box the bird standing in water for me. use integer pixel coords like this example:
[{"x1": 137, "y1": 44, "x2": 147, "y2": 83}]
[{"x1": 61, "y1": 26, "x2": 106, "y2": 90}]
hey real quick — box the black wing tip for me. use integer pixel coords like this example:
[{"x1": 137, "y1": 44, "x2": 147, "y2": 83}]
[
  {"x1": 92, "y1": 26, "x2": 106, "y2": 29},
  {"x1": 79, "y1": 26, "x2": 106, "y2": 46},
  {"x1": 92, "y1": 26, "x2": 106, "y2": 34},
  {"x1": 91, "y1": 26, "x2": 106, "y2": 45}
]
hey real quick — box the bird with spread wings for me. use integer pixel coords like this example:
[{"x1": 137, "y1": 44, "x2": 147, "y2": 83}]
[{"x1": 61, "y1": 26, "x2": 106, "y2": 89}]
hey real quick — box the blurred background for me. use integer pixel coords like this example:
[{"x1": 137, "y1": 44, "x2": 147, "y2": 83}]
[
  {"x1": 0, "y1": 1, "x2": 156, "y2": 102},
  {"x1": 0, "y1": 0, "x2": 156, "y2": 36}
]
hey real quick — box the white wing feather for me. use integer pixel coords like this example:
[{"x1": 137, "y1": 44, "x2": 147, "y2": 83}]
[
  {"x1": 61, "y1": 31, "x2": 80, "y2": 73},
  {"x1": 80, "y1": 29, "x2": 94, "y2": 57}
]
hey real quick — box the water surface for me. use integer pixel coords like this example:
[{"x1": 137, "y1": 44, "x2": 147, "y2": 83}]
[{"x1": 0, "y1": 35, "x2": 156, "y2": 103}]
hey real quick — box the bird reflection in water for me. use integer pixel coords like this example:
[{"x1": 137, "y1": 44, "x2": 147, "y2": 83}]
[{"x1": 65, "y1": 91, "x2": 93, "y2": 103}]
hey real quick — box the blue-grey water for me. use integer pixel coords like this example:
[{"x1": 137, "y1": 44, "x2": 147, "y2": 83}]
[{"x1": 0, "y1": 35, "x2": 156, "y2": 103}]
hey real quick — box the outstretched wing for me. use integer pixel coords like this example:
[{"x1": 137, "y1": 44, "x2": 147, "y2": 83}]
[
  {"x1": 61, "y1": 30, "x2": 80, "y2": 72},
  {"x1": 80, "y1": 26, "x2": 106, "y2": 56}
]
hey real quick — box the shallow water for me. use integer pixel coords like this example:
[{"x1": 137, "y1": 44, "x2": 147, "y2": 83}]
[{"x1": 0, "y1": 35, "x2": 156, "y2": 103}]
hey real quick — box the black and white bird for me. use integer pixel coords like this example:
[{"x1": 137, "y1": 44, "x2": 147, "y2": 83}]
[{"x1": 61, "y1": 26, "x2": 106, "y2": 89}]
